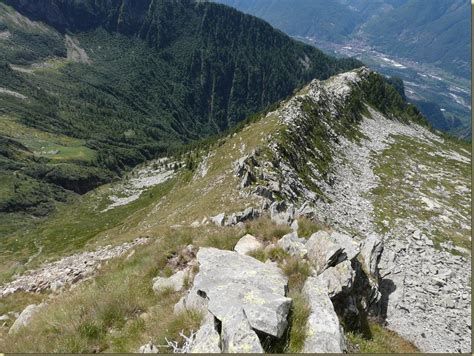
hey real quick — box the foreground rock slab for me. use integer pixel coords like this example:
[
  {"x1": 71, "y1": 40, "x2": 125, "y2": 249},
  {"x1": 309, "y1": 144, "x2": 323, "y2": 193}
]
[
  {"x1": 302, "y1": 277, "x2": 346, "y2": 353},
  {"x1": 179, "y1": 247, "x2": 291, "y2": 352}
]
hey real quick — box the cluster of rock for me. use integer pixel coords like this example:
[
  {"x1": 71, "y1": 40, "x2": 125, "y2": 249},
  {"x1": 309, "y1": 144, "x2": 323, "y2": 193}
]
[
  {"x1": 222, "y1": 68, "x2": 471, "y2": 353},
  {"x1": 144, "y1": 226, "x2": 384, "y2": 353},
  {"x1": 0, "y1": 238, "x2": 149, "y2": 297},
  {"x1": 209, "y1": 207, "x2": 261, "y2": 228}
]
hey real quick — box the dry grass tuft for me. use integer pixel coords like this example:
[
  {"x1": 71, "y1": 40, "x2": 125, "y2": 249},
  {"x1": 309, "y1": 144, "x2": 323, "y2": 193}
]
[{"x1": 245, "y1": 217, "x2": 292, "y2": 242}]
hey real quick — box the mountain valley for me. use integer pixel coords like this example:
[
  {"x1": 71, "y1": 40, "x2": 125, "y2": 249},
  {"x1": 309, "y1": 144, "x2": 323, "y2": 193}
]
[{"x1": 213, "y1": 0, "x2": 472, "y2": 140}]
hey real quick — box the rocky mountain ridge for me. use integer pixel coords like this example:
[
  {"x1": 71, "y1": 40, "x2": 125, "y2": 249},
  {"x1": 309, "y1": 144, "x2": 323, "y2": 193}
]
[
  {"x1": 0, "y1": 0, "x2": 361, "y2": 236},
  {"x1": 0, "y1": 68, "x2": 470, "y2": 353}
]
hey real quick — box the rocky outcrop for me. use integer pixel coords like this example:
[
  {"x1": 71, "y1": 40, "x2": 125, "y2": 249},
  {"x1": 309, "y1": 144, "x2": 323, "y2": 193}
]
[
  {"x1": 360, "y1": 234, "x2": 383, "y2": 279},
  {"x1": 210, "y1": 213, "x2": 226, "y2": 226},
  {"x1": 177, "y1": 247, "x2": 291, "y2": 352},
  {"x1": 317, "y1": 260, "x2": 355, "y2": 299},
  {"x1": 306, "y1": 231, "x2": 348, "y2": 274},
  {"x1": 277, "y1": 232, "x2": 307, "y2": 258},
  {"x1": 269, "y1": 201, "x2": 295, "y2": 226},
  {"x1": 210, "y1": 208, "x2": 261, "y2": 228}
]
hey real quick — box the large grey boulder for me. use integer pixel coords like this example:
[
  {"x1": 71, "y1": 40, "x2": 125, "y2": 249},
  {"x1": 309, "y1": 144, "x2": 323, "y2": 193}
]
[
  {"x1": 306, "y1": 231, "x2": 360, "y2": 274},
  {"x1": 152, "y1": 268, "x2": 190, "y2": 293},
  {"x1": 190, "y1": 313, "x2": 222, "y2": 353},
  {"x1": 234, "y1": 234, "x2": 263, "y2": 255},
  {"x1": 306, "y1": 231, "x2": 346, "y2": 274},
  {"x1": 207, "y1": 284, "x2": 291, "y2": 338},
  {"x1": 277, "y1": 232, "x2": 307, "y2": 258},
  {"x1": 225, "y1": 208, "x2": 260, "y2": 227},
  {"x1": 9, "y1": 304, "x2": 44, "y2": 334},
  {"x1": 221, "y1": 308, "x2": 264, "y2": 353},
  {"x1": 317, "y1": 260, "x2": 355, "y2": 299},
  {"x1": 270, "y1": 201, "x2": 295, "y2": 226},
  {"x1": 360, "y1": 234, "x2": 384, "y2": 279},
  {"x1": 330, "y1": 232, "x2": 360, "y2": 261},
  {"x1": 302, "y1": 277, "x2": 346, "y2": 353},
  {"x1": 177, "y1": 248, "x2": 291, "y2": 341}
]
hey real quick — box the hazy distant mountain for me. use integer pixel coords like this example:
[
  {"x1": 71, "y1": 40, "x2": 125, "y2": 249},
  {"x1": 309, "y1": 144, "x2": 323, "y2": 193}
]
[{"x1": 213, "y1": 0, "x2": 472, "y2": 138}]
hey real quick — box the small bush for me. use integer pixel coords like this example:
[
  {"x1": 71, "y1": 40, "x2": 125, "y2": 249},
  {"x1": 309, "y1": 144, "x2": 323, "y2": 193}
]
[
  {"x1": 267, "y1": 246, "x2": 289, "y2": 262},
  {"x1": 78, "y1": 321, "x2": 104, "y2": 340}
]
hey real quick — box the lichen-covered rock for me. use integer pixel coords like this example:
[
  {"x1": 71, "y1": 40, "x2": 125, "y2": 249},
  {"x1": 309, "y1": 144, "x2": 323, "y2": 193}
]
[
  {"x1": 207, "y1": 284, "x2": 291, "y2": 338},
  {"x1": 316, "y1": 260, "x2": 355, "y2": 299},
  {"x1": 302, "y1": 277, "x2": 346, "y2": 353},
  {"x1": 153, "y1": 268, "x2": 190, "y2": 293},
  {"x1": 9, "y1": 304, "x2": 44, "y2": 334},
  {"x1": 190, "y1": 313, "x2": 222, "y2": 353},
  {"x1": 306, "y1": 231, "x2": 346, "y2": 274},
  {"x1": 180, "y1": 247, "x2": 291, "y2": 345},
  {"x1": 277, "y1": 232, "x2": 307, "y2": 258},
  {"x1": 234, "y1": 234, "x2": 263, "y2": 255},
  {"x1": 221, "y1": 308, "x2": 264, "y2": 353},
  {"x1": 192, "y1": 248, "x2": 291, "y2": 338}
]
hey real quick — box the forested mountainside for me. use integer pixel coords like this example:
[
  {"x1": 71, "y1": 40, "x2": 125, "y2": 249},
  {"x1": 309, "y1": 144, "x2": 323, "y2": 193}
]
[
  {"x1": 212, "y1": 0, "x2": 472, "y2": 139},
  {"x1": 0, "y1": 0, "x2": 361, "y2": 234}
]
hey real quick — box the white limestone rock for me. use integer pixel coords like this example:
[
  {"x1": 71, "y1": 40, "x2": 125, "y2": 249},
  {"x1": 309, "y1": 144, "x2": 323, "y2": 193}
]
[{"x1": 234, "y1": 234, "x2": 263, "y2": 255}]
